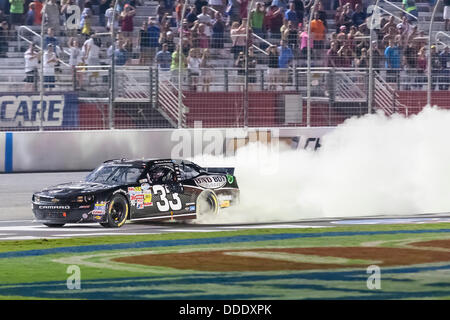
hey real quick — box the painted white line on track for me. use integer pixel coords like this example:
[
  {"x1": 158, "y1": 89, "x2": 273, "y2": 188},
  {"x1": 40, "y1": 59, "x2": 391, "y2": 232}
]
[
  {"x1": 216, "y1": 225, "x2": 332, "y2": 229},
  {"x1": 0, "y1": 226, "x2": 104, "y2": 232},
  {"x1": 162, "y1": 229, "x2": 225, "y2": 233},
  {"x1": 0, "y1": 236, "x2": 44, "y2": 240},
  {"x1": 53, "y1": 233, "x2": 157, "y2": 237}
]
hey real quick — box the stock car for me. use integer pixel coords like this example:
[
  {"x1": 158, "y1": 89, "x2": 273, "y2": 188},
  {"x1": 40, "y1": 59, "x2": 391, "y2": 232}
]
[{"x1": 32, "y1": 159, "x2": 239, "y2": 228}]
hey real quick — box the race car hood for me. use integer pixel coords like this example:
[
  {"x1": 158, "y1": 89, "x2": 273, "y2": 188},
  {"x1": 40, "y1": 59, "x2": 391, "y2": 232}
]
[{"x1": 38, "y1": 181, "x2": 116, "y2": 197}]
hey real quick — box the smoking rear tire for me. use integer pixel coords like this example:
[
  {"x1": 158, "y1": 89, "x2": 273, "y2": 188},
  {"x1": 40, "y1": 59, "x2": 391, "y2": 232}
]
[
  {"x1": 43, "y1": 223, "x2": 65, "y2": 228},
  {"x1": 196, "y1": 190, "x2": 219, "y2": 219},
  {"x1": 101, "y1": 194, "x2": 129, "y2": 228}
]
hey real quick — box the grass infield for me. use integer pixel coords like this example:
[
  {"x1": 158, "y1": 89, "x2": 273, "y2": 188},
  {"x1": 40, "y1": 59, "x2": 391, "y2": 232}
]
[{"x1": 0, "y1": 222, "x2": 448, "y2": 299}]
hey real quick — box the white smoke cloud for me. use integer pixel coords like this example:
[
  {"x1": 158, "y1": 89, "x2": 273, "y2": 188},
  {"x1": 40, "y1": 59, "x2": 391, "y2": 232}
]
[{"x1": 192, "y1": 106, "x2": 450, "y2": 224}]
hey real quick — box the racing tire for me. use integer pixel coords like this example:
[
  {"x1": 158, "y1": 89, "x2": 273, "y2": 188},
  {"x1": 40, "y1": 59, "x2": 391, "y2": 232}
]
[
  {"x1": 196, "y1": 190, "x2": 219, "y2": 219},
  {"x1": 101, "y1": 194, "x2": 129, "y2": 228},
  {"x1": 43, "y1": 223, "x2": 65, "y2": 228}
]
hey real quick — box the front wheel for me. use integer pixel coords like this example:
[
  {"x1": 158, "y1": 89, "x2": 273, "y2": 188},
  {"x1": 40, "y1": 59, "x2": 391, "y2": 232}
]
[{"x1": 101, "y1": 194, "x2": 129, "y2": 228}]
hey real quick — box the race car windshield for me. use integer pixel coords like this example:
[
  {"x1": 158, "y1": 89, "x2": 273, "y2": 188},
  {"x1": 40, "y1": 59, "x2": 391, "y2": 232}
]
[{"x1": 85, "y1": 165, "x2": 144, "y2": 185}]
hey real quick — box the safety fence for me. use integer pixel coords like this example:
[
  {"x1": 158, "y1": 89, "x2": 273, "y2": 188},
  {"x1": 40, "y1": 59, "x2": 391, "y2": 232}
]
[{"x1": 0, "y1": 0, "x2": 448, "y2": 131}]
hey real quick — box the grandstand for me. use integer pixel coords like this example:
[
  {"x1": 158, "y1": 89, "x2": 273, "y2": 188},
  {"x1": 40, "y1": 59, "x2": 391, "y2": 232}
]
[{"x1": 0, "y1": 0, "x2": 448, "y2": 130}]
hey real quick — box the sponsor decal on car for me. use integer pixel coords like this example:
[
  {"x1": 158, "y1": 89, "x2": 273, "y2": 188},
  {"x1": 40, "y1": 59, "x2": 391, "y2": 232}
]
[
  {"x1": 38, "y1": 205, "x2": 71, "y2": 210},
  {"x1": 129, "y1": 187, "x2": 152, "y2": 209},
  {"x1": 144, "y1": 192, "x2": 153, "y2": 207},
  {"x1": 92, "y1": 202, "x2": 106, "y2": 215},
  {"x1": 194, "y1": 175, "x2": 227, "y2": 189}
]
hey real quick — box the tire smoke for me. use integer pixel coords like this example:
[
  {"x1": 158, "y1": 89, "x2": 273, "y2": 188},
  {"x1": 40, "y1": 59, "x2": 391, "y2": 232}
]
[{"x1": 193, "y1": 107, "x2": 450, "y2": 224}]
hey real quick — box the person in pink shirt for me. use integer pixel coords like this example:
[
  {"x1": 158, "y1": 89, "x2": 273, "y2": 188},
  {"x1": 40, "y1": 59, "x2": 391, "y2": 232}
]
[{"x1": 298, "y1": 23, "x2": 312, "y2": 58}]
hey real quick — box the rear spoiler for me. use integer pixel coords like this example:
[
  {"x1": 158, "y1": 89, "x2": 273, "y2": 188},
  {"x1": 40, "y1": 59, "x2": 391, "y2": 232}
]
[{"x1": 204, "y1": 167, "x2": 235, "y2": 175}]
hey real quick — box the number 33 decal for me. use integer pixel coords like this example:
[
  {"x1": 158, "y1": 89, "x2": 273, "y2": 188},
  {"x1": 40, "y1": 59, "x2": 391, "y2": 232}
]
[{"x1": 152, "y1": 185, "x2": 182, "y2": 212}]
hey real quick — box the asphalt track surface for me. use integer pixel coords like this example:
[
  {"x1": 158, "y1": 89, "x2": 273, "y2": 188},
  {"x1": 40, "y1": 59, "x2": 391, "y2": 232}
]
[{"x1": 1, "y1": 172, "x2": 450, "y2": 240}]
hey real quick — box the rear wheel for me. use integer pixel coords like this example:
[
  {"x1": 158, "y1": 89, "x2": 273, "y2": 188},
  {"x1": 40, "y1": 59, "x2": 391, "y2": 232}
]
[
  {"x1": 196, "y1": 190, "x2": 218, "y2": 219},
  {"x1": 101, "y1": 194, "x2": 129, "y2": 228}
]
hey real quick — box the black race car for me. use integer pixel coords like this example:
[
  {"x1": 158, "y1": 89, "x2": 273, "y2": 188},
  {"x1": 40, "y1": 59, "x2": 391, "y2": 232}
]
[{"x1": 32, "y1": 159, "x2": 239, "y2": 228}]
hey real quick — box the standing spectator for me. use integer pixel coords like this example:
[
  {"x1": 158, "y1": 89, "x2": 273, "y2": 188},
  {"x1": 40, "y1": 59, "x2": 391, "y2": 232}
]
[
  {"x1": 162, "y1": 31, "x2": 176, "y2": 53},
  {"x1": 247, "y1": 46, "x2": 257, "y2": 90},
  {"x1": 326, "y1": 40, "x2": 340, "y2": 67},
  {"x1": 416, "y1": 46, "x2": 427, "y2": 87},
  {"x1": 24, "y1": 42, "x2": 39, "y2": 90},
  {"x1": 44, "y1": 27, "x2": 61, "y2": 58},
  {"x1": 139, "y1": 20, "x2": 151, "y2": 64},
  {"x1": 25, "y1": 2, "x2": 35, "y2": 25},
  {"x1": 33, "y1": 0, "x2": 43, "y2": 25},
  {"x1": 197, "y1": 23, "x2": 210, "y2": 48},
  {"x1": 402, "y1": 0, "x2": 418, "y2": 22},
  {"x1": 147, "y1": 17, "x2": 161, "y2": 63},
  {"x1": 384, "y1": 39, "x2": 401, "y2": 83},
  {"x1": 355, "y1": 47, "x2": 368, "y2": 68},
  {"x1": 186, "y1": 5, "x2": 198, "y2": 27},
  {"x1": 68, "y1": 37, "x2": 81, "y2": 71},
  {"x1": 439, "y1": 46, "x2": 449, "y2": 90},
  {"x1": 42, "y1": 0, "x2": 61, "y2": 35},
  {"x1": 175, "y1": 0, "x2": 185, "y2": 27},
  {"x1": 99, "y1": 0, "x2": 112, "y2": 27},
  {"x1": 239, "y1": 0, "x2": 249, "y2": 21},
  {"x1": 430, "y1": 45, "x2": 442, "y2": 89},
  {"x1": 397, "y1": 15, "x2": 412, "y2": 37},
  {"x1": 80, "y1": 1, "x2": 93, "y2": 38},
  {"x1": 43, "y1": 44, "x2": 58, "y2": 89},
  {"x1": 285, "y1": 2, "x2": 299, "y2": 26},
  {"x1": 370, "y1": 41, "x2": 383, "y2": 70},
  {"x1": 187, "y1": 48, "x2": 201, "y2": 90},
  {"x1": 299, "y1": 23, "x2": 312, "y2": 58},
  {"x1": 230, "y1": 20, "x2": 246, "y2": 59},
  {"x1": 265, "y1": 5, "x2": 283, "y2": 40},
  {"x1": 170, "y1": 44, "x2": 186, "y2": 83},
  {"x1": 310, "y1": 11, "x2": 326, "y2": 58},
  {"x1": 211, "y1": 11, "x2": 225, "y2": 49},
  {"x1": 82, "y1": 33, "x2": 100, "y2": 67},
  {"x1": 9, "y1": 0, "x2": 24, "y2": 26},
  {"x1": 445, "y1": 0, "x2": 450, "y2": 31},
  {"x1": 115, "y1": 40, "x2": 130, "y2": 66},
  {"x1": 337, "y1": 41, "x2": 353, "y2": 67},
  {"x1": 156, "y1": 43, "x2": 173, "y2": 73},
  {"x1": 249, "y1": 2, "x2": 265, "y2": 38},
  {"x1": 351, "y1": 3, "x2": 366, "y2": 27},
  {"x1": 105, "y1": 1, "x2": 119, "y2": 31},
  {"x1": 197, "y1": 5, "x2": 213, "y2": 37},
  {"x1": 265, "y1": 44, "x2": 279, "y2": 90},
  {"x1": 200, "y1": 48, "x2": 212, "y2": 91},
  {"x1": 234, "y1": 50, "x2": 245, "y2": 90},
  {"x1": 119, "y1": 4, "x2": 136, "y2": 44},
  {"x1": 278, "y1": 39, "x2": 293, "y2": 90},
  {"x1": 0, "y1": 21, "x2": 7, "y2": 58},
  {"x1": 283, "y1": 21, "x2": 298, "y2": 55}
]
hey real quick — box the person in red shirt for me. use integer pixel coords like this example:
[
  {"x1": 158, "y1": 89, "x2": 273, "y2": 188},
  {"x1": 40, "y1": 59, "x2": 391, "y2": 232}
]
[
  {"x1": 119, "y1": 4, "x2": 136, "y2": 43},
  {"x1": 33, "y1": 0, "x2": 43, "y2": 25},
  {"x1": 264, "y1": 5, "x2": 283, "y2": 39}
]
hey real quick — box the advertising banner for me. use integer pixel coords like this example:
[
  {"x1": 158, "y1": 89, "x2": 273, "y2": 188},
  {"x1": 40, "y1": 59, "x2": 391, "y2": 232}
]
[{"x1": 0, "y1": 92, "x2": 78, "y2": 129}]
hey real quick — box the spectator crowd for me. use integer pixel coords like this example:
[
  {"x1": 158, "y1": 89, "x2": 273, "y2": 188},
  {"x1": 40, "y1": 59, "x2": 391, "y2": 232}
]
[{"x1": 0, "y1": 0, "x2": 447, "y2": 90}]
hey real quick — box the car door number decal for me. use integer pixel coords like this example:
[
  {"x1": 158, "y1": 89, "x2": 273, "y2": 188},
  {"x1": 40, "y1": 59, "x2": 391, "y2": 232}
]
[{"x1": 152, "y1": 185, "x2": 182, "y2": 212}]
